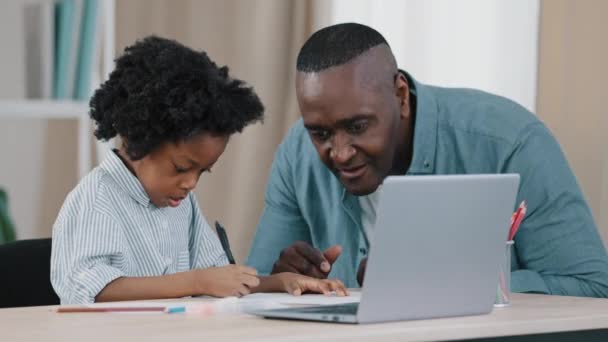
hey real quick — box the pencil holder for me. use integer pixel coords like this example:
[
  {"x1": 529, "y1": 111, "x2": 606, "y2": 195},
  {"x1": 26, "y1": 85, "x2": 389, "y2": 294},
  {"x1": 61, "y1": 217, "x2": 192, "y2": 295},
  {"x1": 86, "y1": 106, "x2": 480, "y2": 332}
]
[{"x1": 494, "y1": 240, "x2": 514, "y2": 307}]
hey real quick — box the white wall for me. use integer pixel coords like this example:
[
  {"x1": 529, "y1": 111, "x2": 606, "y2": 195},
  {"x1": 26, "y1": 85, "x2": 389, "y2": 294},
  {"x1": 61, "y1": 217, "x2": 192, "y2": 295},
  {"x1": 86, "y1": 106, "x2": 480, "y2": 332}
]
[{"x1": 314, "y1": 0, "x2": 540, "y2": 112}]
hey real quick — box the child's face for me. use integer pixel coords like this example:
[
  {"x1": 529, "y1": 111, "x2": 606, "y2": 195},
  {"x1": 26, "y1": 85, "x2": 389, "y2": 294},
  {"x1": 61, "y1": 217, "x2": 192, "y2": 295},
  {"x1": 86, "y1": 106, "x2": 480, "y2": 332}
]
[{"x1": 129, "y1": 133, "x2": 229, "y2": 208}]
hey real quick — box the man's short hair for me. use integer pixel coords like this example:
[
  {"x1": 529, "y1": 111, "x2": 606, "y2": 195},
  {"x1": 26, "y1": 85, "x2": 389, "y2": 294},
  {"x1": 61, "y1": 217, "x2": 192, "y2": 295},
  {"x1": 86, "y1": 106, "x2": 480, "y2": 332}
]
[{"x1": 296, "y1": 23, "x2": 389, "y2": 73}]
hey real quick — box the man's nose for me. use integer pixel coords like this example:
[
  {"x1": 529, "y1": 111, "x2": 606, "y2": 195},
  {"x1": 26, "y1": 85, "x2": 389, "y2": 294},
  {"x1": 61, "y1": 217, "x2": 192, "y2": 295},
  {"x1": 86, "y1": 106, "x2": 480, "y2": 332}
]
[{"x1": 329, "y1": 133, "x2": 356, "y2": 164}]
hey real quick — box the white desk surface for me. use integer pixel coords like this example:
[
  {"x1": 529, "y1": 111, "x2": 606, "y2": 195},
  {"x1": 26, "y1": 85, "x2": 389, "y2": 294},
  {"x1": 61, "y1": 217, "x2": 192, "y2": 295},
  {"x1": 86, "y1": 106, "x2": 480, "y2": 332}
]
[{"x1": 2, "y1": 293, "x2": 608, "y2": 341}]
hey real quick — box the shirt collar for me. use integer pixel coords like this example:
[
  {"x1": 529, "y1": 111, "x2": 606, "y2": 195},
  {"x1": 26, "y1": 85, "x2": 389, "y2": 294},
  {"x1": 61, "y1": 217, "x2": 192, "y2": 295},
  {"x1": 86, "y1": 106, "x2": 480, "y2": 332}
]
[
  {"x1": 100, "y1": 150, "x2": 151, "y2": 208},
  {"x1": 401, "y1": 70, "x2": 438, "y2": 175}
]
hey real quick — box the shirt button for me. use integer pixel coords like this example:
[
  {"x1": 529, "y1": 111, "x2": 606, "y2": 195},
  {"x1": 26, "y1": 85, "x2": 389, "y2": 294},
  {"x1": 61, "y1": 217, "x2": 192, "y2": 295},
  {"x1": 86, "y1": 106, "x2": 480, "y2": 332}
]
[
  {"x1": 165, "y1": 257, "x2": 172, "y2": 265},
  {"x1": 359, "y1": 247, "x2": 367, "y2": 255},
  {"x1": 423, "y1": 160, "x2": 430, "y2": 168},
  {"x1": 78, "y1": 272, "x2": 87, "y2": 280}
]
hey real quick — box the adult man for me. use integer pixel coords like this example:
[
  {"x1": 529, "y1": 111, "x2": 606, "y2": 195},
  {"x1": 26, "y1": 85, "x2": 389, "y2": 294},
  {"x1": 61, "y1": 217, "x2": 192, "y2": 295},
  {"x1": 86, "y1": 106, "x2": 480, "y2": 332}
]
[{"x1": 247, "y1": 23, "x2": 608, "y2": 297}]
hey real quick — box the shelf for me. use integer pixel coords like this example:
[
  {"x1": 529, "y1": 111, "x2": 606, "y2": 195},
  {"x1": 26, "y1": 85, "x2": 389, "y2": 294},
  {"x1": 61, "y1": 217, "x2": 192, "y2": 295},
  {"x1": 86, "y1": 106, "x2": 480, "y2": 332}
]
[
  {"x1": 0, "y1": 99, "x2": 88, "y2": 119},
  {"x1": 0, "y1": 0, "x2": 115, "y2": 183}
]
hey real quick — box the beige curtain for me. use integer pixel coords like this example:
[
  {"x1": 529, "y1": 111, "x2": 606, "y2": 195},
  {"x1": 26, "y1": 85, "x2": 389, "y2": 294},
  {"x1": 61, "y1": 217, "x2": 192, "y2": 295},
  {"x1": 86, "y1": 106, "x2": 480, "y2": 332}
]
[
  {"x1": 537, "y1": 0, "x2": 608, "y2": 244},
  {"x1": 116, "y1": 0, "x2": 317, "y2": 261}
]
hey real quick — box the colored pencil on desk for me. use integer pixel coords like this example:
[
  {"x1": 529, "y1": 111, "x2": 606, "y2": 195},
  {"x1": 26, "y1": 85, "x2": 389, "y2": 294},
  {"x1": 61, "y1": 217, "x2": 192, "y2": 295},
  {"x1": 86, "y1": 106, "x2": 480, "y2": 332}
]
[{"x1": 56, "y1": 306, "x2": 168, "y2": 313}]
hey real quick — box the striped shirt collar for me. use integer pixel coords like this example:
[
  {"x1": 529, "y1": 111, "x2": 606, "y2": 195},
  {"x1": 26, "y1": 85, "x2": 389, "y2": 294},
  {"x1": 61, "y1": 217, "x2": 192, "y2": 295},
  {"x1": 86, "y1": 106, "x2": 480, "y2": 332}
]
[{"x1": 100, "y1": 150, "x2": 151, "y2": 208}]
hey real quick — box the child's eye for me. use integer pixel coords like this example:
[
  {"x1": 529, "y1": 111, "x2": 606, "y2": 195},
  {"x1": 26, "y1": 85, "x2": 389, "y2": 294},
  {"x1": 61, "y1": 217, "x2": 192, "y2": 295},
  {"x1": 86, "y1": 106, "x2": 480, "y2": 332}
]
[{"x1": 174, "y1": 164, "x2": 188, "y2": 173}]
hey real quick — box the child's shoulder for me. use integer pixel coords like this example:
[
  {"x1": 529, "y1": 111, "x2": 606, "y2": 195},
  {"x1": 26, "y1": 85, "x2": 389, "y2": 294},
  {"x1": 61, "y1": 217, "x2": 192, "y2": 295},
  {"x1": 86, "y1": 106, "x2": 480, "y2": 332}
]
[{"x1": 56, "y1": 166, "x2": 126, "y2": 222}]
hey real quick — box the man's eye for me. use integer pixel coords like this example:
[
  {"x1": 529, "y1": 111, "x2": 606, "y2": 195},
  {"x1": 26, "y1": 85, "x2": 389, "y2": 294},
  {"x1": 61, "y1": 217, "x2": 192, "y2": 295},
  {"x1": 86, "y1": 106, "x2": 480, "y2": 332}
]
[
  {"x1": 311, "y1": 129, "x2": 331, "y2": 141},
  {"x1": 347, "y1": 121, "x2": 368, "y2": 134}
]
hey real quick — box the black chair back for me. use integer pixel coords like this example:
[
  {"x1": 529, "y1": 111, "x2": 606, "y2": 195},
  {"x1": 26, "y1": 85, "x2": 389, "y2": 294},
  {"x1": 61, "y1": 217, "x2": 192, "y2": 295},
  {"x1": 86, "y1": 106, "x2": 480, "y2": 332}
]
[{"x1": 0, "y1": 238, "x2": 60, "y2": 307}]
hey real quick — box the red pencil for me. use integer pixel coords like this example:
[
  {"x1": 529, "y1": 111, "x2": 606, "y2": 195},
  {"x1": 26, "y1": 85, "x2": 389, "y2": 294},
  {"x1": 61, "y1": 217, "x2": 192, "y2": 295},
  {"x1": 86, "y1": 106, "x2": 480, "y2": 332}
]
[
  {"x1": 508, "y1": 201, "x2": 527, "y2": 241},
  {"x1": 56, "y1": 306, "x2": 167, "y2": 313}
]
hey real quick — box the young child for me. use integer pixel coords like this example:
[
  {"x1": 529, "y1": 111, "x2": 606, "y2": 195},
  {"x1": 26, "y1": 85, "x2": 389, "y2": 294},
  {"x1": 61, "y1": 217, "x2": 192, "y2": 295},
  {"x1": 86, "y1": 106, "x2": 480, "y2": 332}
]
[{"x1": 51, "y1": 36, "x2": 347, "y2": 304}]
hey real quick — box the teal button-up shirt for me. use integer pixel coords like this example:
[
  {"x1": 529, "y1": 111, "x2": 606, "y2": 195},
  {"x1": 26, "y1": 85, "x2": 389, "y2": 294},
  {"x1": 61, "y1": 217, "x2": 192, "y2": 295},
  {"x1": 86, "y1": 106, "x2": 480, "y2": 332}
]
[{"x1": 247, "y1": 74, "x2": 608, "y2": 297}]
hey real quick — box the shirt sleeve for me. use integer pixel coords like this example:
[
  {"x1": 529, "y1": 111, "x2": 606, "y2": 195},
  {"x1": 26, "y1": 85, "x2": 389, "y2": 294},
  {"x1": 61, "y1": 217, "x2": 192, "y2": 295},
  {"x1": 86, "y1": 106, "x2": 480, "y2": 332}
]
[
  {"x1": 505, "y1": 122, "x2": 608, "y2": 297},
  {"x1": 246, "y1": 140, "x2": 312, "y2": 275},
  {"x1": 188, "y1": 192, "x2": 229, "y2": 269},
  {"x1": 50, "y1": 210, "x2": 125, "y2": 304}
]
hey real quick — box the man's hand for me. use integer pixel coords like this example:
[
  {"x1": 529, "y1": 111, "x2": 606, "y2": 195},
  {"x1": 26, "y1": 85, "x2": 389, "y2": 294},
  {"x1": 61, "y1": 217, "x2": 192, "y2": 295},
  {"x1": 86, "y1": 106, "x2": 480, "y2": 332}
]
[
  {"x1": 276, "y1": 273, "x2": 349, "y2": 296},
  {"x1": 271, "y1": 241, "x2": 342, "y2": 279},
  {"x1": 357, "y1": 257, "x2": 367, "y2": 286}
]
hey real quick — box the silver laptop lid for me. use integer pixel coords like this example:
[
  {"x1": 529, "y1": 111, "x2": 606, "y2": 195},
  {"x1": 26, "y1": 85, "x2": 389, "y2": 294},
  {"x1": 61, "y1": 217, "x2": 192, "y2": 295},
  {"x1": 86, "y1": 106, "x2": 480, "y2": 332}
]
[{"x1": 357, "y1": 174, "x2": 519, "y2": 323}]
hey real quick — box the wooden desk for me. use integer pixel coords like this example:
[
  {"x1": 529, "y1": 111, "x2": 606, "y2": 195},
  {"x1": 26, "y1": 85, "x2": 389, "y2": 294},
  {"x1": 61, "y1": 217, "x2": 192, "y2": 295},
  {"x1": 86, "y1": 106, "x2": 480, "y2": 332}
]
[{"x1": 1, "y1": 293, "x2": 608, "y2": 341}]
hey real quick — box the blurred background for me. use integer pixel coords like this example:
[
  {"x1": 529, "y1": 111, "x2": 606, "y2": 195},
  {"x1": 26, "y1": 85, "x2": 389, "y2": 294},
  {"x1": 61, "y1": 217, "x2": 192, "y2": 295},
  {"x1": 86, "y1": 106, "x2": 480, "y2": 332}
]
[{"x1": 0, "y1": 0, "x2": 606, "y2": 262}]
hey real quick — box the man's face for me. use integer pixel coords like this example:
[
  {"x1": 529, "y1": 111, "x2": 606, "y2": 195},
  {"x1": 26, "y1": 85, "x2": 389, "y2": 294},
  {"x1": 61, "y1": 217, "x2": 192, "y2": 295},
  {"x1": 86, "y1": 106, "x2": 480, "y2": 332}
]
[
  {"x1": 129, "y1": 133, "x2": 229, "y2": 208},
  {"x1": 296, "y1": 55, "x2": 410, "y2": 196}
]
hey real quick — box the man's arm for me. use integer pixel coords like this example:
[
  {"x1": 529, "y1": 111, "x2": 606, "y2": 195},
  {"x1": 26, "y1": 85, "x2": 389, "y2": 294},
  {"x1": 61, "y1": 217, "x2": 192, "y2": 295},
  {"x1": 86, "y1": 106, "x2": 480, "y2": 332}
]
[
  {"x1": 505, "y1": 123, "x2": 608, "y2": 297},
  {"x1": 248, "y1": 126, "x2": 343, "y2": 278},
  {"x1": 246, "y1": 141, "x2": 312, "y2": 274}
]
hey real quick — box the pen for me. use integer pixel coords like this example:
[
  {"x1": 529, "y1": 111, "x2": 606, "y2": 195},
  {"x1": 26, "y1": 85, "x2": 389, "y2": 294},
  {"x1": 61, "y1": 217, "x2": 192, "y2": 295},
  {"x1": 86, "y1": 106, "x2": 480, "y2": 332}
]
[{"x1": 215, "y1": 221, "x2": 236, "y2": 264}]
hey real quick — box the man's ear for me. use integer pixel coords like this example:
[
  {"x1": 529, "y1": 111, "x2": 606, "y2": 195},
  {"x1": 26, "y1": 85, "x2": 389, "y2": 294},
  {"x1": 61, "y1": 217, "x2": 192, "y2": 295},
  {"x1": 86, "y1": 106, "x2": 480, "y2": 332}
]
[{"x1": 395, "y1": 73, "x2": 410, "y2": 119}]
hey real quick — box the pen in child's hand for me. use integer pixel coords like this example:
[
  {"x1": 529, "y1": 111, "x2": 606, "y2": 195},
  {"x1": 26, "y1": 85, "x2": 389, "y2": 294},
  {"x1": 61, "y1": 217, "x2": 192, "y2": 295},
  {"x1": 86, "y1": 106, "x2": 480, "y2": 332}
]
[{"x1": 215, "y1": 221, "x2": 236, "y2": 264}]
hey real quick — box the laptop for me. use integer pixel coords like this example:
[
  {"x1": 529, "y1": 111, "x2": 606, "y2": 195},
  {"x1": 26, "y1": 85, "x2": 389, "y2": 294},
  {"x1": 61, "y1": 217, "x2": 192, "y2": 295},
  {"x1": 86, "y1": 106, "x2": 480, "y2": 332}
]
[{"x1": 252, "y1": 174, "x2": 520, "y2": 324}]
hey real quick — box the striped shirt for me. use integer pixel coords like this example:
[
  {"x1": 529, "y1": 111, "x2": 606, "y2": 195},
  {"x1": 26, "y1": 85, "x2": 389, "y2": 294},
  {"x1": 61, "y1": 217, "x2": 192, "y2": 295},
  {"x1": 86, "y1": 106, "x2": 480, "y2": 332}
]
[{"x1": 51, "y1": 151, "x2": 228, "y2": 304}]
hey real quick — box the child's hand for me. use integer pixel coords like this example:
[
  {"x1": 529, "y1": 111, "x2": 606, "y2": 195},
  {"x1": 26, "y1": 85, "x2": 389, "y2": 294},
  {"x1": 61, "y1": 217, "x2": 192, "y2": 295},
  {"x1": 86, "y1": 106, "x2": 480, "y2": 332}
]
[
  {"x1": 275, "y1": 272, "x2": 349, "y2": 296},
  {"x1": 192, "y1": 265, "x2": 260, "y2": 297}
]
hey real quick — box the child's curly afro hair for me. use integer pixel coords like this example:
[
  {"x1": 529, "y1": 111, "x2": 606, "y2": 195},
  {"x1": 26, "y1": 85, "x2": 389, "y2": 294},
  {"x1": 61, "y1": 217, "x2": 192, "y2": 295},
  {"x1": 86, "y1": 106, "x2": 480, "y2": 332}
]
[{"x1": 89, "y1": 36, "x2": 264, "y2": 160}]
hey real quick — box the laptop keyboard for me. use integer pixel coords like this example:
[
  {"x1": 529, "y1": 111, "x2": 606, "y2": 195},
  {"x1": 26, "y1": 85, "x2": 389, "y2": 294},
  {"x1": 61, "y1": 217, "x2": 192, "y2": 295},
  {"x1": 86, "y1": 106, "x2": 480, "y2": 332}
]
[{"x1": 292, "y1": 302, "x2": 359, "y2": 315}]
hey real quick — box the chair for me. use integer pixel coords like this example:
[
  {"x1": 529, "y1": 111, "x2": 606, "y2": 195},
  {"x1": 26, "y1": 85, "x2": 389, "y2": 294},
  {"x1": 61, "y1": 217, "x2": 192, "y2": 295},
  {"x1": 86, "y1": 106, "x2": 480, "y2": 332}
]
[{"x1": 0, "y1": 238, "x2": 60, "y2": 308}]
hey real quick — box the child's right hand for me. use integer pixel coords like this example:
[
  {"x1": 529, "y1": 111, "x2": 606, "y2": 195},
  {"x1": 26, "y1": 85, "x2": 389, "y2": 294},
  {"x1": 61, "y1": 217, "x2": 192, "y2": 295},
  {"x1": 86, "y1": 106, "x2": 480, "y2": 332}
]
[{"x1": 191, "y1": 265, "x2": 260, "y2": 297}]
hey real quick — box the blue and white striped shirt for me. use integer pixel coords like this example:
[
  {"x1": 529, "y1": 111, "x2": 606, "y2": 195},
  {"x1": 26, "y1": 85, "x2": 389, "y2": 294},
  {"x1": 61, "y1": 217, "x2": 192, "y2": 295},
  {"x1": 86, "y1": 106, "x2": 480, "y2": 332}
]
[{"x1": 51, "y1": 151, "x2": 228, "y2": 304}]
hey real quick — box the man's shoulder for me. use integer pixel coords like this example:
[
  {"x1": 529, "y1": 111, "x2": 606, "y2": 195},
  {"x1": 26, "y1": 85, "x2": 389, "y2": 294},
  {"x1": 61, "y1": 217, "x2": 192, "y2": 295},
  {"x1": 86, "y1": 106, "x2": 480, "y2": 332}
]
[
  {"x1": 277, "y1": 119, "x2": 320, "y2": 166},
  {"x1": 281, "y1": 119, "x2": 310, "y2": 147},
  {"x1": 428, "y1": 85, "x2": 541, "y2": 145}
]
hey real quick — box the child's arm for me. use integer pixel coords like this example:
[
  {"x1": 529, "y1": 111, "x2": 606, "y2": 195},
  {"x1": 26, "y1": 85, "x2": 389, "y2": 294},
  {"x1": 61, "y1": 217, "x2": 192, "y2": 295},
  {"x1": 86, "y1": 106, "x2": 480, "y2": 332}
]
[
  {"x1": 96, "y1": 272, "x2": 197, "y2": 302},
  {"x1": 252, "y1": 273, "x2": 349, "y2": 296},
  {"x1": 96, "y1": 265, "x2": 260, "y2": 302}
]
